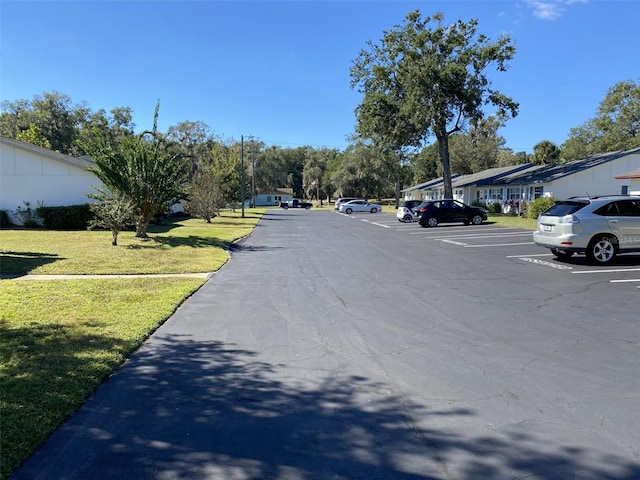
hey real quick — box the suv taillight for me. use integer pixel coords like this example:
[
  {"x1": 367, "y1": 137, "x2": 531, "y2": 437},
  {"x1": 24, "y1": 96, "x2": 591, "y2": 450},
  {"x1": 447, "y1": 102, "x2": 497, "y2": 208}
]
[{"x1": 557, "y1": 214, "x2": 580, "y2": 224}]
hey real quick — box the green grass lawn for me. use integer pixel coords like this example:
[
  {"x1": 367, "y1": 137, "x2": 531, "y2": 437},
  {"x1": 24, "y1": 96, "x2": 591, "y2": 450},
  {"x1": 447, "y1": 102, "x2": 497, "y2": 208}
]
[
  {"x1": 488, "y1": 212, "x2": 537, "y2": 230},
  {"x1": 0, "y1": 209, "x2": 265, "y2": 479}
]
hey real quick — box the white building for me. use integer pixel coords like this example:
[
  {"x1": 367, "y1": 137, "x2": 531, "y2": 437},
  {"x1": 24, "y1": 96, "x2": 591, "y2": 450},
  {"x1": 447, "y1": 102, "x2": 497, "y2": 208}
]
[
  {"x1": 0, "y1": 137, "x2": 101, "y2": 224},
  {"x1": 402, "y1": 148, "x2": 640, "y2": 207},
  {"x1": 482, "y1": 148, "x2": 640, "y2": 201},
  {"x1": 615, "y1": 167, "x2": 640, "y2": 195}
]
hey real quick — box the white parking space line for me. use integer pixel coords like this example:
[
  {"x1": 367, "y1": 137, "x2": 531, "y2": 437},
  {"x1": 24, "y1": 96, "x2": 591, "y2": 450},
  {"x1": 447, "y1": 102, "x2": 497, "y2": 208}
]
[
  {"x1": 506, "y1": 253, "x2": 553, "y2": 258},
  {"x1": 464, "y1": 242, "x2": 535, "y2": 248},
  {"x1": 425, "y1": 232, "x2": 532, "y2": 240},
  {"x1": 572, "y1": 268, "x2": 640, "y2": 274},
  {"x1": 440, "y1": 239, "x2": 467, "y2": 246},
  {"x1": 517, "y1": 257, "x2": 574, "y2": 270},
  {"x1": 609, "y1": 278, "x2": 640, "y2": 283},
  {"x1": 362, "y1": 219, "x2": 391, "y2": 228},
  {"x1": 408, "y1": 227, "x2": 522, "y2": 235}
]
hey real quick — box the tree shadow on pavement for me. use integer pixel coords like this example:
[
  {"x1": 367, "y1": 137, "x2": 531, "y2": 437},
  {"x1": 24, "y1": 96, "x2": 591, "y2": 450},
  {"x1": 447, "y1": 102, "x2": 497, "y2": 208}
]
[{"x1": 11, "y1": 336, "x2": 640, "y2": 480}]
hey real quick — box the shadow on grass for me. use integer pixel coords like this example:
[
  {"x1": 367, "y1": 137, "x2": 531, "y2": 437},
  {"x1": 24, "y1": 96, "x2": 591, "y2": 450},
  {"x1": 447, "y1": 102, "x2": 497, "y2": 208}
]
[
  {"x1": 9, "y1": 336, "x2": 640, "y2": 480},
  {"x1": 0, "y1": 251, "x2": 62, "y2": 276},
  {"x1": 0, "y1": 320, "x2": 134, "y2": 477},
  {"x1": 122, "y1": 235, "x2": 230, "y2": 250}
]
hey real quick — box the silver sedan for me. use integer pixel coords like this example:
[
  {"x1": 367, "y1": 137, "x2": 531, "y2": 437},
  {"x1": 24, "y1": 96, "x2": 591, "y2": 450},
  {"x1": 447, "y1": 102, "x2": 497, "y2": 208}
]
[{"x1": 339, "y1": 200, "x2": 382, "y2": 214}]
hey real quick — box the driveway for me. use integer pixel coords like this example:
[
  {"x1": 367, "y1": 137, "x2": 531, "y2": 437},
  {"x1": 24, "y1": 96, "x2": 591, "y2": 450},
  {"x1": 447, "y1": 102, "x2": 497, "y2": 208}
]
[{"x1": 11, "y1": 209, "x2": 640, "y2": 480}]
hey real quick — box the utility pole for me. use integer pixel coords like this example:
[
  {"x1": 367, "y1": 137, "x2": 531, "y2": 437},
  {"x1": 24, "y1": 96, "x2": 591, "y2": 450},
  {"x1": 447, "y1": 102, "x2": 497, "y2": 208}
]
[
  {"x1": 241, "y1": 135, "x2": 245, "y2": 218},
  {"x1": 249, "y1": 135, "x2": 256, "y2": 208}
]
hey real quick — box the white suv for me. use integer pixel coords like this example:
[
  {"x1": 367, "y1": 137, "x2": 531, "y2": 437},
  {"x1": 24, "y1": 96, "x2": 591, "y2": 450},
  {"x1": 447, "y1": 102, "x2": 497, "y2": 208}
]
[{"x1": 533, "y1": 195, "x2": 640, "y2": 264}]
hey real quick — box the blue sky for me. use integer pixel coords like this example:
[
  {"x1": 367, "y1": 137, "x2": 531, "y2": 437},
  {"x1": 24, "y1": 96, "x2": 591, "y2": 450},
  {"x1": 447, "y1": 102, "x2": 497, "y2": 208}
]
[{"x1": 1, "y1": 0, "x2": 638, "y2": 153}]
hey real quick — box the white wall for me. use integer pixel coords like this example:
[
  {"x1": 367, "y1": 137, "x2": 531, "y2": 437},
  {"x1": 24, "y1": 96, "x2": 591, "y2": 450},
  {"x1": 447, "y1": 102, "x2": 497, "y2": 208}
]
[
  {"x1": 546, "y1": 153, "x2": 640, "y2": 199},
  {"x1": 1, "y1": 141, "x2": 101, "y2": 224}
]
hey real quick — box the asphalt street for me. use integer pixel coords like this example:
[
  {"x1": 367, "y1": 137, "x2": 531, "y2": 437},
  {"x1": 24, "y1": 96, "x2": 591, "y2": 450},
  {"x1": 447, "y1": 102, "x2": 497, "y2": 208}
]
[{"x1": 10, "y1": 209, "x2": 640, "y2": 480}]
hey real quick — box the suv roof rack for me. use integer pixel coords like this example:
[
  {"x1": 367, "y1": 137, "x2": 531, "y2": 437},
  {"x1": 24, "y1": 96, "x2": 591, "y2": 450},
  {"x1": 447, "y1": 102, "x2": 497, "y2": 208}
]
[{"x1": 566, "y1": 194, "x2": 632, "y2": 200}]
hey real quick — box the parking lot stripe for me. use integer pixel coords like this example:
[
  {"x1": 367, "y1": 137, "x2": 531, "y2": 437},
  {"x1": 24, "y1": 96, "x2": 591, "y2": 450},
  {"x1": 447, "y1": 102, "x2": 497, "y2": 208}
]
[
  {"x1": 423, "y1": 232, "x2": 532, "y2": 240},
  {"x1": 506, "y1": 253, "x2": 552, "y2": 258},
  {"x1": 517, "y1": 257, "x2": 574, "y2": 269},
  {"x1": 408, "y1": 227, "x2": 522, "y2": 235},
  {"x1": 573, "y1": 268, "x2": 640, "y2": 274},
  {"x1": 464, "y1": 242, "x2": 535, "y2": 247},
  {"x1": 363, "y1": 220, "x2": 391, "y2": 228},
  {"x1": 609, "y1": 278, "x2": 640, "y2": 283}
]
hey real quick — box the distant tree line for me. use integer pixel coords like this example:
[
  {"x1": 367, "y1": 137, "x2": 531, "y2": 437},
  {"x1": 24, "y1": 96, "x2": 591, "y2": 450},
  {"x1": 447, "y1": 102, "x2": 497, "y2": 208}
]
[{"x1": 1, "y1": 13, "x2": 638, "y2": 213}]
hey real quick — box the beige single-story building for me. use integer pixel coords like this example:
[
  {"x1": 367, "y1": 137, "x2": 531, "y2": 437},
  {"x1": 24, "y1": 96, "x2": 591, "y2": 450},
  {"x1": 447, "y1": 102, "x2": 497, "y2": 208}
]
[{"x1": 253, "y1": 188, "x2": 293, "y2": 206}]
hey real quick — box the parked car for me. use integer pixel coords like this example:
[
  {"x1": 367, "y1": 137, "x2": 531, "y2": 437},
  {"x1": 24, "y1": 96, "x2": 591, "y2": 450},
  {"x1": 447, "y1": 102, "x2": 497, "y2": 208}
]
[
  {"x1": 418, "y1": 199, "x2": 488, "y2": 227},
  {"x1": 396, "y1": 200, "x2": 424, "y2": 222},
  {"x1": 334, "y1": 197, "x2": 358, "y2": 210},
  {"x1": 533, "y1": 195, "x2": 640, "y2": 264},
  {"x1": 280, "y1": 199, "x2": 312, "y2": 210},
  {"x1": 414, "y1": 201, "x2": 434, "y2": 217},
  {"x1": 339, "y1": 200, "x2": 382, "y2": 214}
]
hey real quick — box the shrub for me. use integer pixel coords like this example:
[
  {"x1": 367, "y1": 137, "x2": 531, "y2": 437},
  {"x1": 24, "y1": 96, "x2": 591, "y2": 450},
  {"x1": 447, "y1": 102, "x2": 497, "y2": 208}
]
[
  {"x1": 487, "y1": 202, "x2": 503, "y2": 214},
  {"x1": 36, "y1": 204, "x2": 94, "y2": 230},
  {"x1": 527, "y1": 197, "x2": 557, "y2": 219},
  {"x1": 471, "y1": 200, "x2": 488, "y2": 208},
  {"x1": 13, "y1": 201, "x2": 42, "y2": 227}
]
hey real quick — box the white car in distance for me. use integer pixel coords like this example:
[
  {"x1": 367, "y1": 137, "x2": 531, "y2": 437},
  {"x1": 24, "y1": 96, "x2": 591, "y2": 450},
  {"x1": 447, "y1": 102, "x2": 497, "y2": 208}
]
[{"x1": 339, "y1": 200, "x2": 382, "y2": 214}]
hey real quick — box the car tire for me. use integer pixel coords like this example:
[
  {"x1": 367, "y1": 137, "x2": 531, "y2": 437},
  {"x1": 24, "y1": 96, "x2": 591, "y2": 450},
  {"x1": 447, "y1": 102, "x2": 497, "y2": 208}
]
[
  {"x1": 422, "y1": 217, "x2": 438, "y2": 227},
  {"x1": 370, "y1": 208, "x2": 378, "y2": 213},
  {"x1": 403, "y1": 214, "x2": 412, "y2": 223},
  {"x1": 345, "y1": 208, "x2": 353, "y2": 214},
  {"x1": 586, "y1": 235, "x2": 617, "y2": 264},
  {"x1": 305, "y1": 206, "x2": 311, "y2": 210},
  {"x1": 283, "y1": 204, "x2": 288, "y2": 210},
  {"x1": 551, "y1": 248, "x2": 574, "y2": 260},
  {"x1": 471, "y1": 215, "x2": 484, "y2": 225}
]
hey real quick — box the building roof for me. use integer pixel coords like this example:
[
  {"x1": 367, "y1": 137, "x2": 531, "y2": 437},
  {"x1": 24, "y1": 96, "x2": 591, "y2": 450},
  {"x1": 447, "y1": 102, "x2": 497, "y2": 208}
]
[
  {"x1": 401, "y1": 175, "x2": 460, "y2": 193},
  {"x1": 256, "y1": 187, "x2": 293, "y2": 195},
  {"x1": 403, "y1": 164, "x2": 532, "y2": 193},
  {"x1": 0, "y1": 136, "x2": 94, "y2": 170},
  {"x1": 451, "y1": 164, "x2": 533, "y2": 188},
  {"x1": 484, "y1": 148, "x2": 640, "y2": 186}
]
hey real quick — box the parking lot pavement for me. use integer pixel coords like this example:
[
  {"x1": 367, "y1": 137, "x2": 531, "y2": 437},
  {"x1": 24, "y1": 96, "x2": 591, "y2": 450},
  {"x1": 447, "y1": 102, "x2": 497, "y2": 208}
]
[
  {"x1": 354, "y1": 212, "x2": 640, "y2": 289},
  {"x1": 15, "y1": 208, "x2": 637, "y2": 480}
]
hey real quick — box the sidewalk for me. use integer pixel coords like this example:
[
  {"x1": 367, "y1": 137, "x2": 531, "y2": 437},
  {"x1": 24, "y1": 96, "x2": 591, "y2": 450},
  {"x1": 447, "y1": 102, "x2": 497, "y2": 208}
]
[{"x1": 1, "y1": 273, "x2": 212, "y2": 280}]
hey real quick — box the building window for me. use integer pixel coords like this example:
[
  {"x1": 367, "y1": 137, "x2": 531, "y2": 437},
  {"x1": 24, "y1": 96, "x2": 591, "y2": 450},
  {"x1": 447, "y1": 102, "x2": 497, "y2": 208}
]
[
  {"x1": 621, "y1": 185, "x2": 629, "y2": 195},
  {"x1": 534, "y1": 186, "x2": 544, "y2": 198}
]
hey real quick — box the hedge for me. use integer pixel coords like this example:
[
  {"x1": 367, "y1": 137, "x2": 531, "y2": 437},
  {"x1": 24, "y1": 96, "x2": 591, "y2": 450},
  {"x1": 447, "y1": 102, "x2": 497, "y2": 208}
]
[{"x1": 36, "y1": 204, "x2": 94, "y2": 230}]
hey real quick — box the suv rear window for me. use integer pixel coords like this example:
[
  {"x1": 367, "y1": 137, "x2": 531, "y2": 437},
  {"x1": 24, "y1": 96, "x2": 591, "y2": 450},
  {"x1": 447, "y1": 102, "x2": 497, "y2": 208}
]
[{"x1": 542, "y1": 201, "x2": 588, "y2": 216}]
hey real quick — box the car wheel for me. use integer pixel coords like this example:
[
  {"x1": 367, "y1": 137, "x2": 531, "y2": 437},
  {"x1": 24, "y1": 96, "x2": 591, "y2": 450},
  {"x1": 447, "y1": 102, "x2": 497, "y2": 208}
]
[
  {"x1": 424, "y1": 217, "x2": 438, "y2": 227},
  {"x1": 403, "y1": 214, "x2": 413, "y2": 223},
  {"x1": 370, "y1": 208, "x2": 378, "y2": 213},
  {"x1": 305, "y1": 206, "x2": 311, "y2": 210},
  {"x1": 551, "y1": 248, "x2": 574, "y2": 260},
  {"x1": 345, "y1": 208, "x2": 353, "y2": 214},
  {"x1": 471, "y1": 215, "x2": 483, "y2": 225},
  {"x1": 586, "y1": 236, "x2": 617, "y2": 264},
  {"x1": 283, "y1": 205, "x2": 288, "y2": 210}
]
